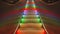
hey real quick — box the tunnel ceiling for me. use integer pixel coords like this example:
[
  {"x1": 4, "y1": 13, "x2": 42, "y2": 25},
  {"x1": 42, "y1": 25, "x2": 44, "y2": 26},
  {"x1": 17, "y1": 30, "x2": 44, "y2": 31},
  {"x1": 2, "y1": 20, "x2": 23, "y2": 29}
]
[
  {"x1": 42, "y1": 0, "x2": 59, "y2": 3},
  {"x1": 40, "y1": 0, "x2": 59, "y2": 5},
  {"x1": 1, "y1": 0, "x2": 19, "y2": 4},
  {"x1": 0, "y1": 0, "x2": 60, "y2": 15},
  {"x1": 1, "y1": 0, "x2": 59, "y2": 5}
]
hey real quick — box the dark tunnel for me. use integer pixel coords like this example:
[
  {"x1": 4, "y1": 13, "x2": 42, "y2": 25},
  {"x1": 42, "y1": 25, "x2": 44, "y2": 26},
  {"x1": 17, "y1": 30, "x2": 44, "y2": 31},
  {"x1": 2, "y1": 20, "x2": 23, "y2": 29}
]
[{"x1": 0, "y1": 0, "x2": 60, "y2": 34}]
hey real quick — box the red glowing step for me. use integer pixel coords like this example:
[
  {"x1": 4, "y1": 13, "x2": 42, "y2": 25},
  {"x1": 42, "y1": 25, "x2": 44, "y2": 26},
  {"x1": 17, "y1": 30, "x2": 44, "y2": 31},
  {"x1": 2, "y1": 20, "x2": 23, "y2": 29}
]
[{"x1": 16, "y1": 29, "x2": 46, "y2": 34}]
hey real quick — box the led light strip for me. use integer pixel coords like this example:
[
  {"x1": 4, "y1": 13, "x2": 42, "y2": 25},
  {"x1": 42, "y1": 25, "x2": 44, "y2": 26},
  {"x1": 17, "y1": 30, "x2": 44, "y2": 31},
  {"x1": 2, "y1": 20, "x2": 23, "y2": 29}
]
[
  {"x1": 32, "y1": 0, "x2": 36, "y2": 9},
  {"x1": 23, "y1": 0, "x2": 29, "y2": 15},
  {"x1": 20, "y1": 0, "x2": 29, "y2": 24},
  {"x1": 32, "y1": 0, "x2": 49, "y2": 34},
  {"x1": 25, "y1": 0, "x2": 29, "y2": 9},
  {"x1": 14, "y1": 0, "x2": 48, "y2": 34},
  {"x1": 32, "y1": 0, "x2": 39, "y2": 15},
  {"x1": 15, "y1": 1, "x2": 30, "y2": 32},
  {"x1": 32, "y1": 0, "x2": 41, "y2": 23}
]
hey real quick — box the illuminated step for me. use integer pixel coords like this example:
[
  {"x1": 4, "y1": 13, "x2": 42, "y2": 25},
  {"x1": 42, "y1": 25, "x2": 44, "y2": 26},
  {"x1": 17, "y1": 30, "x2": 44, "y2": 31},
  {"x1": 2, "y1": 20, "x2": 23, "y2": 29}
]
[
  {"x1": 20, "y1": 29, "x2": 45, "y2": 34},
  {"x1": 22, "y1": 17, "x2": 39, "y2": 19},
  {"x1": 20, "y1": 20, "x2": 41, "y2": 23},
  {"x1": 16, "y1": 28, "x2": 46, "y2": 34},
  {"x1": 22, "y1": 15, "x2": 40, "y2": 18},
  {"x1": 21, "y1": 18, "x2": 41, "y2": 21},
  {"x1": 20, "y1": 23, "x2": 43, "y2": 30},
  {"x1": 23, "y1": 12, "x2": 39, "y2": 15},
  {"x1": 23, "y1": 10, "x2": 39, "y2": 15},
  {"x1": 19, "y1": 23, "x2": 44, "y2": 34},
  {"x1": 20, "y1": 18, "x2": 41, "y2": 23}
]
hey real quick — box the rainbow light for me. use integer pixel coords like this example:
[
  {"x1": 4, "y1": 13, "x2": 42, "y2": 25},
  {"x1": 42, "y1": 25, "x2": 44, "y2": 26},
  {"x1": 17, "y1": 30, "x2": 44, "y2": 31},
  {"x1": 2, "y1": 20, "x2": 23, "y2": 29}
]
[
  {"x1": 36, "y1": 15, "x2": 39, "y2": 17},
  {"x1": 23, "y1": 10, "x2": 27, "y2": 15},
  {"x1": 20, "y1": 18, "x2": 25, "y2": 23},
  {"x1": 22, "y1": 15, "x2": 26, "y2": 17},
  {"x1": 25, "y1": 4, "x2": 29, "y2": 9},
  {"x1": 32, "y1": 4, "x2": 36, "y2": 8},
  {"x1": 37, "y1": 18, "x2": 41, "y2": 21},
  {"x1": 25, "y1": 0, "x2": 29, "y2": 9},
  {"x1": 32, "y1": 0, "x2": 42, "y2": 23},
  {"x1": 34, "y1": 10, "x2": 39, "y2": 15},
  {"x1": 27, "y1": 0, "x2": 29, "y2": 4},
  {"x1": 20, "y1": 0, "x2": 29, "y2": 23},
  {"x1": 17, "y1": 0, "x2": 47, "y2": 34},
  {"x1": 32, "y1": 0, "x2": 36, "y2": 8}
]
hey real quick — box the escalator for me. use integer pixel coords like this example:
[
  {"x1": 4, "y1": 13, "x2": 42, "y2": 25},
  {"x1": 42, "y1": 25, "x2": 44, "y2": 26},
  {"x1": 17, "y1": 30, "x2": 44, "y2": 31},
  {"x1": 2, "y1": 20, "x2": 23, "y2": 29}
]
[{"x1": 14, "y1": 0, "x2": 48, "y2": 34}]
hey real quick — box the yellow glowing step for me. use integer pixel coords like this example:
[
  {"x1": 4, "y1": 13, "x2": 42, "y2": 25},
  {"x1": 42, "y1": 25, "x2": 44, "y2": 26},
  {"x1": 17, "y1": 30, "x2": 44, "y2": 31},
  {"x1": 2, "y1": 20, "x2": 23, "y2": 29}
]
[{"x1": 20, "y1": 23, "x2": 43, "y2": 28}]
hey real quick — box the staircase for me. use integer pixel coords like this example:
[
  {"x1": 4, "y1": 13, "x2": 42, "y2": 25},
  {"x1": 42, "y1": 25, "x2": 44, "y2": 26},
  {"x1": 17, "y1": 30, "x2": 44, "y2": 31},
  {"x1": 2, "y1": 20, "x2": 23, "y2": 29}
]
[
  {"x1": 15, "y1": 0, "x2": 46, "y2": 34},
  {"x1": 15, "y1": 9, "x2": 46, "y2": 34}
]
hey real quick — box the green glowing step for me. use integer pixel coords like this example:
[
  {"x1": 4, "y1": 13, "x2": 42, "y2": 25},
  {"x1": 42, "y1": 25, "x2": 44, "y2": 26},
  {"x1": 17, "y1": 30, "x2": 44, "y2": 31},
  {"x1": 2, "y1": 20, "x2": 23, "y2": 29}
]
[
  {"x1": 20, "y1": 18, "x2": 42, "y2": 23},
  {"x1": 21, "y1": 18, "x2": 41, "y2": 22}
]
